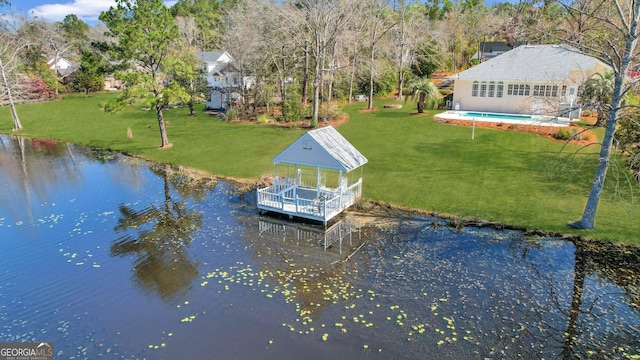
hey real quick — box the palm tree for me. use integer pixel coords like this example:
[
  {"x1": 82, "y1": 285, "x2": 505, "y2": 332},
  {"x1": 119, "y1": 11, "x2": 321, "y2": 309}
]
[
  {"x1": 406, "y1": 77, "x2": 441, "y2": 113},
  {"x1": 582, "y1": 70, "x2": 614, "y2": 127}
]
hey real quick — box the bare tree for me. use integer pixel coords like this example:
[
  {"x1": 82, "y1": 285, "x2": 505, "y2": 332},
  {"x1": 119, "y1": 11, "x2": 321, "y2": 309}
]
[
  {"x1": 87, "y1": 23, "x2": 113, "y2": 45},
  {"x1": 175, "y1": 16, "x2": 200, "y2": 49},
  {"x1": 337, "y1": 8, "x2": 369, "y2": 104},
  {"x1": 279, "y1": 0, "x2": 356, "y2": 127},
  {"x1": 552, "y1": 0, "x2": 640, "y2": 230},
  {"x1": 391, "y1": 1, "x2": 430, "y2": 100},
  {"x1": 0, "y1": 15, "x2": 29, "y2": 130},
  {"x1": 361, "y1": 0, "x2": 396, "y2": 109},
  {"x1": 248, "y1": 1, "x2": 298, "y2": 105},
  {"x1": 29, "y1": 21, "x2": 76, "y2": 95},
  {"x1": 222, "y1": 0, "x2": 263, "y2": 111}
]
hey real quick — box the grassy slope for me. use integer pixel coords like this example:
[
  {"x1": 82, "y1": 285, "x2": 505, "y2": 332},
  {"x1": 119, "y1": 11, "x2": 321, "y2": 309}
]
[
  {"x1": 3, "y1": 93, "x2": 303, "y2": 179},
  {"x1": 2, "y1": 93, "x2": 639, "y2": 242},
  {"x1": 339, "y1": 101, "x2": 639, "y2": 242}
]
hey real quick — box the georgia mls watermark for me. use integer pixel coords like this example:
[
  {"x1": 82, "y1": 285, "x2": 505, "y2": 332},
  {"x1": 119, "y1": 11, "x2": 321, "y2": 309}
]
[{"x1": 0, "y1": 342, "x2": 53, "y2": 360}]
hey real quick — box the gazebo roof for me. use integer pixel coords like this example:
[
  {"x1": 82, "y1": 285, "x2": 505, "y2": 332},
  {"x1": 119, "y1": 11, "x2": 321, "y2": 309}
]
[{"x1": 272, "y1": 126, "x2": 368, "y2": 172}]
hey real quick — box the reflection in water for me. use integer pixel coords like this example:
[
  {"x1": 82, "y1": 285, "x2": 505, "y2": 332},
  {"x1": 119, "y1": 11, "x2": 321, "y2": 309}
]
[
  {"x1": 565, "y1": 240, "x2": 640, "y2": 359},
  {"x1": 111, "y1": 164, "x2": 216, "y2": 302},
  {"x1": 471, "y1": 231, "x2": 640, "y2": 359},
  {"x1": 1, "y1": 134, "x2": 640, "y2": 359},
  {"x1": 232, "y1": 215, "x2": 368, "y2": 319},
  {"x1": 257, "y1": 216, "x2": 363, "y2": 259},
  {"x1": 0, "y1": 136, "x2": 81, "y2": 225}
]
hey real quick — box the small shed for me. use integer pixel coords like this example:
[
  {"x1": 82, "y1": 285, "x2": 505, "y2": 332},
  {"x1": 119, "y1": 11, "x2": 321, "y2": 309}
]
[{"x1": 257, "y1": 126, "x2": 368, "y2": 225}]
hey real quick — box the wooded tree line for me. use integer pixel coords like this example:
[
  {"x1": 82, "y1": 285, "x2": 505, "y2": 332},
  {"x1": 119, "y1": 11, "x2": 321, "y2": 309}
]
[{"x1": 1, "y1": 0, "x2": 624, "y2": 122}]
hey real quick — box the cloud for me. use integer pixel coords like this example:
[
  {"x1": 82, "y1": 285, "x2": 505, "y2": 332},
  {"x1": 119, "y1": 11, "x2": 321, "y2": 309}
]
[
  {"x1": 28, "y1": 0, "x2": 178, "y2": 25},
  {"x1": 29, "y1": 0, "x2": 116, "y2": 24}
]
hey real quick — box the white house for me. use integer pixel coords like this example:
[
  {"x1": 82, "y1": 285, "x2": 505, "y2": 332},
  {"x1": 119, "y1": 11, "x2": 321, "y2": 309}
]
[
  {"x1": 197, "y1": 50, "x2": 242, "y2": 110},
  {"x1": 47, "y1": 57, "x2": 78, "y2": 84},
  {"x1": 451, "y1": 44, "x2": 611, "y2": 117}
]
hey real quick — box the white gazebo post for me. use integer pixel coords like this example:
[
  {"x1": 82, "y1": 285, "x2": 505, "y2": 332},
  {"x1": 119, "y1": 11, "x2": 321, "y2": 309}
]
[
  {"x1": 338, "y1": 170, "x2": 344, "y2": 208},
  {"x1": 316, "y1": 166, "x2": 321, "y2": 198}
]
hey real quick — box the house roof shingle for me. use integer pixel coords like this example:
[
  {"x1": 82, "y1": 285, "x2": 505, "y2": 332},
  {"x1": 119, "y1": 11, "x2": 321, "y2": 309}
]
[
  {"x1": 479, "y1": 41, "x2": 515, "y2": 53},
  {"x1": 455, "y1": 44, "x2": 611, "y2": 82},
  {"x1": 197, "y1": 51, "x2": 228, "y2": 63}
]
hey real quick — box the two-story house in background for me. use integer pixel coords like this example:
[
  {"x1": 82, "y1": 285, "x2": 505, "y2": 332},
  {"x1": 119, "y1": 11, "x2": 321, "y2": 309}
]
[{"x1": 197, "y1": 50, "x2": 242, "y2": 110}]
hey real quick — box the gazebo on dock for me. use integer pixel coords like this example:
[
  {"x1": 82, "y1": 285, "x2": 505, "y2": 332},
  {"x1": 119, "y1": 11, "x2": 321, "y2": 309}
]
[{"x1": 257, "y1": 126, "x2": 368, "y2": 225}]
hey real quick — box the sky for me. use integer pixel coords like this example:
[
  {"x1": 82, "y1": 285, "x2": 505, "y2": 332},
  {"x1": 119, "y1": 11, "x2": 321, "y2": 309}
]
[
  {"x1": 10, "y1": 0, "x2": 515, "y2": 26},
  {"x1": 7, "y1": 0, "x2": 177, "y2": 25}
]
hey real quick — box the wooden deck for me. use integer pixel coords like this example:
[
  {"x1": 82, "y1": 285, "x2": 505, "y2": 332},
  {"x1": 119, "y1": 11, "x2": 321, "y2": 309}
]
[{"x1": 256, "y1": 178, "x2": 363, "y2": 224}]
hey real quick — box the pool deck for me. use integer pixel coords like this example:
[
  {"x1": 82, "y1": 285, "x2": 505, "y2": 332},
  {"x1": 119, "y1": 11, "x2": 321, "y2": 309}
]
[{"x1": 435, "y1": 111, "x2": 570, "y2": 127}]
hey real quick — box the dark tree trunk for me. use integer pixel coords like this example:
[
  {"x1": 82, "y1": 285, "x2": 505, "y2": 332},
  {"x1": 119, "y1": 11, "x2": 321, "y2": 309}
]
[
  {"x1": 156, "y1": 105, "x2": 171, "y2": 148},
  {"x1": 594, "y1": 108, "x2": 606, "y2": 127},
  {"x1": 417, "y1": 93, "x2": 425, "y2": 113},
  {"x1": 303, "y1": 41, "x2": 309, "y2": 104},
  {"x1": 561, "y1": 241, "x2": 586, "y2": 359}
]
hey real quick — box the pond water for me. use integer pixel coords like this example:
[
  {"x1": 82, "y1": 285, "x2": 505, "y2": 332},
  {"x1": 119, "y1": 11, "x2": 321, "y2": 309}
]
[{"x1": 1, "y1": 135, "x2": 639, "y2": 359}]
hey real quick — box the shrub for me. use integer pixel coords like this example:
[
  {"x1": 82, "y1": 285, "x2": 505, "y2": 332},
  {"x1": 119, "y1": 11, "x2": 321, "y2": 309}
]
[
  {"x1": 281, "y1": 98, "x2": 302, "y2": 123},
  {"x1": 553, "y1": 129, "x2": 572, "y2": 140},
  {"x1": 224, "y1": 108, "x2": 238, "y2": 122},
  {"x1": 257, "y1": 114, "x2": 275, "y2": 124},
  {"x1": 20, "y1": 76, "x2": 56, "y2": 102},
  {"x1": 318, "y1": 103, "x2": 345, "y2": 121}
]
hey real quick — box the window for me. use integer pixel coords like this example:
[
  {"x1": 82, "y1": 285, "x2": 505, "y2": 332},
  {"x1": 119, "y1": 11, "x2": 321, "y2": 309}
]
[
  {"x1": 480, "y1": 81, "x2": 487, "y2": 97},
  {"x1": 561, "y1": 85, "x2": 567, "y2": 97},
  {"x1": 508, "y1": 84, "x2": 529, "y2": 96},
  {"x1": 472, "y1": 81, "x2": 479, "y2": 97},
  {"x1": 518, "y1": 85, "x2": 527, "y2": 96},
  {"x1": 488, "y1": 82, "x2": 495, "y2": 97},
  {"x1": 496, "y1": 82, "x2": 504, "y2": 98},
  {"x1": 534, "y1": 85, "x2": 560, "y2": 97},
  {"x1": 544, "y1": 86, "x2": 552, "y2": 97}
]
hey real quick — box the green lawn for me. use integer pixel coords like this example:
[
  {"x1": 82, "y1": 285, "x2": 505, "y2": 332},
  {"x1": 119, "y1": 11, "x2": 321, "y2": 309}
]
[{"x1": 2, "y1": 92, "x2": 639, "y2": 243}]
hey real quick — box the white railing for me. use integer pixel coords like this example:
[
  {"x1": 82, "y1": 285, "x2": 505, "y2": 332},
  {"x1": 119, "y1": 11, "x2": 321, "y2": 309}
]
[
  {"x1": 257, "y1": 186, "x2": 284, "y2": 210},
  {"x1": 295, "y1": 197, "x2": 319, "y2": 216},
  {"x1": 282, "y1": 186, "x2": 296, "y2": 201},
  {"x1": 257, "y1": 177, "x2": 364, "y2": 221}
]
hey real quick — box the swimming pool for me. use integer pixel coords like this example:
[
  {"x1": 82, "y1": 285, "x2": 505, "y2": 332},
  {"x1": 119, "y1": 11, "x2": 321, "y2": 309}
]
[
  {"x1": 435, "y1": 111, "x2": 569, "y2": 127},
  {"x1": 464, "y1": 112, "x2": 534, "y2": 121}
]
